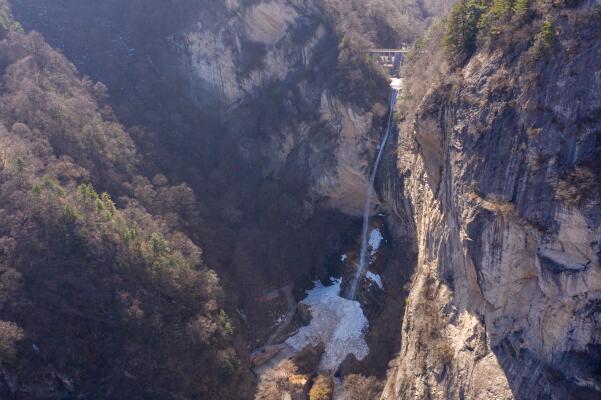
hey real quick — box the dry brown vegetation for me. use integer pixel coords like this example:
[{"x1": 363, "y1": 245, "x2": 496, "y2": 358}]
[
  {"x1": 309, "y1": 374, "x2": 334, "y2": 400},
  {"x1": 255, "y1": 360, "x2": 308, "y2": 400},
  {"x1": 557, "y1": 160, "x2": 601, "y2": 205},
  {"x1": 0, "y1": 17, "x2": 246, "y2": 400},
  {"x1": 395, "y1": 20, "x2": 450, "y2": 126},
  {"x1": 341, "y1": 374, "x2": 384, "y2": 400}
]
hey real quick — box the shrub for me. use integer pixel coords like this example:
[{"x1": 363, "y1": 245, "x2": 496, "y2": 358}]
[
  {"x1": 187, "y1": 314, "x2": 218, "y2": 345},
  {"x1": 0, "y1": 267, "x2": 21, "y2": 308},
  {"x1": 342, "y1": 374, "x2": 383, "y2": 400},
  {"x1": 556, "y1": 163, "x2": 601, "y2": 205},
  {"x1": 527, "y1": 17, "x2": 557, "y2": 60},
  {"x1": 0, "y1": 0, "x2": 22, "y2": 38},
  {"x1": 435, "y1": 342, "x2": 455, "y2": 365},
  {"x1": 513, "y1": 0, "x2": 529, "y2": 14},
  {"x1": 333, "y1": 34, "x2": 388, "y2": 106},
  {"x1": 0, "y1": 320, "x2": 24, "y2": 363},
  {"x1": 309, "y1": 374, "x2": 334, "y2": 400},
  {"x1": 491, "y1": 0, "x2": 512, "y2": 18},
  {"x1": 538, "y1": 18, "x2": 556, "y2": 46},
  {"x1": 217, "y1": 348, "x2": 240, "y2": 377},
  {"x1": 219, "y1": 309, "x2": 234, "y2": 336},
  {"x1": 292, "y1": 343, "x2": 325, "y2": 374},
  {"x1": 477, "y1": 0, "x2": 514, "y2": 35},
  {"x1": 255, "y1": 360, "x2": 299, "y2": 400}
]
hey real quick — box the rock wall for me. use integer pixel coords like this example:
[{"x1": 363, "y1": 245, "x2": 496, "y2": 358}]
[
  {"x1": 181, "y1": 0, "x2": 390, "y2": 216},
  {"x1": 185, "y1": 0, "x2": 313, "y2": 104},
  {"x1": 382, "y1": 5, "x2": 601, "y2": 400}
]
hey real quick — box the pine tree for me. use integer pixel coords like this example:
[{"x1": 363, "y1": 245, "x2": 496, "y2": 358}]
[
  {"x1": 513, "y1": 0, "x2": 529, "y2": 15},
  {"x1": 492, "y1": 0, "x2": 512, "y2": 17},
  {"x1": 444, "y1": 0, "x2": 487, "y2": 64},
  {"x1": 539, "y1": 19, "x2": 556, "y2": 46}
]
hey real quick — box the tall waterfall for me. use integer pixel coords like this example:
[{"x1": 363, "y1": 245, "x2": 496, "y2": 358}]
[{"x1": 348, "y1": 88, "x2": 399, "y2": 300}]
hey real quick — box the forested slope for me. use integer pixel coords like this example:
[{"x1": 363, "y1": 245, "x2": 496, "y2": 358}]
[{"x1": 0, "y1": 4, "x2": 252, "y2": 398}]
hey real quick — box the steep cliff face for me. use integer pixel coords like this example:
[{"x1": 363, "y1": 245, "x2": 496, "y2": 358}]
[
  {"x1": 0, "y1": 2, "x2": 260, "y2": 397},
  {"x1": 185, "y1": 0, "x2": 318, "y2": 105},
  {"x1": 383, "y1": 3, "x2": 601, "y2": 399}
]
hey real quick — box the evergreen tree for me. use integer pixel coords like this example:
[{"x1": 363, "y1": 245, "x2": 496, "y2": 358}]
[
  {"x1": 491, "y1": 0, "x2": 512, "y2": 17},
  {"x1": 513, "y1": 0, "x2": 529, "y2": 14},
  {"x1": 539, "y1": 18, "x2": 555, "y2": 45},
  {"x1": 444, "y1": 0, "x2": 487, "y2": 64}
]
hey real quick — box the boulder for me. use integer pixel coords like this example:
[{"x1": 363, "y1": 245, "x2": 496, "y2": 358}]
[
  {"x1": 292, "y1": 343, "x2": 325, "y2": 374},
  {"x1": 297, "y1": 303, "x2": 312, "y2": 326},
  {"x1": 336, "y1": 354, "x2": 362, "y2": 378}
]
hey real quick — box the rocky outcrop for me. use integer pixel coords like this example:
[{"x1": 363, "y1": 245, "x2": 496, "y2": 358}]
[
  {"x1": 182, "y1": 0, "x2": 401, "y2": 216},
  {"x1": 316, "y1": 92, "x2": 387, "y2": 215},
  {"x1": 185, "y1": 0, "x2": 318, "y2": 104},
  {"x1": 382, "y1": 5, "x2": 601, "y2": 400}
]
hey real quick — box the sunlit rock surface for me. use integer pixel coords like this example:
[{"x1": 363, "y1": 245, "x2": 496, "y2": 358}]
[{"x1": 382, "y1": 8, "x2": 601, "y2": 399}]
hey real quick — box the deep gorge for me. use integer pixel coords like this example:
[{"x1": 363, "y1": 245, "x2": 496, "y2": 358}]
[{"x1": 0, "y1": 0, "x2": 600, "y2": 399}]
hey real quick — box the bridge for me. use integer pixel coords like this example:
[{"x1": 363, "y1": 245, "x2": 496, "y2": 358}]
[
  {"x1": 368, "y1": 48, "x2": 408, "y2": 78},
  {"x1": 368, "y1": 48, "x2": 409, "y2": 55}
]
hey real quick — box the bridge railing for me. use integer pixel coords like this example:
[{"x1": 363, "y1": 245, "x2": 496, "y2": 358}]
[
  {"x1": 367, "y1": 49, "x2": 407, "y2": 77},
  {"x1": 367, "y1": 49, "x2": 409, "y2": 53}
]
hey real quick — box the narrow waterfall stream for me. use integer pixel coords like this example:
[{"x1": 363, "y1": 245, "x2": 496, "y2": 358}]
[
  {"x1": 348, "y1": 88, "x2": 399, "y2": 300},
  {"x1": 257, "y1": 72, "x2": 404, "y2": 377}
]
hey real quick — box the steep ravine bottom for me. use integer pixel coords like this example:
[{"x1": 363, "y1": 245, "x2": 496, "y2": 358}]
[
  {"x1": 250, "y1": 84, "x2": 417, "y2": 398},
  {"x1": 251, "y1": 213, "x2": 414, "y2": 397}
]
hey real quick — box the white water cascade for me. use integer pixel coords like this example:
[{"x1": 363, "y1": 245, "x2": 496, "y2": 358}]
[{"x1": 348, "y1": 88, "x2": 399, "y2": 300}]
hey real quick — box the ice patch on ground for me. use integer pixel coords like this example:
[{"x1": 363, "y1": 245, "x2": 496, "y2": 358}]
[
  {"x1": 286, "y1": 279, "x2": 369, "y2": 371},
  {"x1": 390, "y1": 78, "x2": 403, "y2": 90},
  {"x1": 369, "y1": 228, "x2": 383, "y2": 255},
  {"x1": 366, "y1": 271, "x2": 383, "y2": 289}
]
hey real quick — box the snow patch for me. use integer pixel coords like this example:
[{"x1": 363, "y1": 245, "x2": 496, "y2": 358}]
[
  {"x1": 390, "y1": 78, "x2": 403, "y2": 90},
  {"x1": 286, "y1": 279, "x2": 369, "y2": 371},
  {"x1": 340, "y1": 254, "x2": 347, "y2": 262},
  {"x1": 366, "y1": 271, "x2": 383, "y2": 289},
  {"x1": 369, "y1": 228, "x2": 383, "y2": 255}
]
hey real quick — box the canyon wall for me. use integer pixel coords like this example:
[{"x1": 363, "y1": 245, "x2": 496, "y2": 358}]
[{"x1": 382, "y1": 3, "x2": 601, "y2": 399}]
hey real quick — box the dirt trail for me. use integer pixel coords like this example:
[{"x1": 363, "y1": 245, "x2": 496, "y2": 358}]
[
  {"x1": 252, "y1": 284, "x2": 298, "y2": 375},
  {"x1": 254, "y1": 344, "x2": 296, "y2": 376}
]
